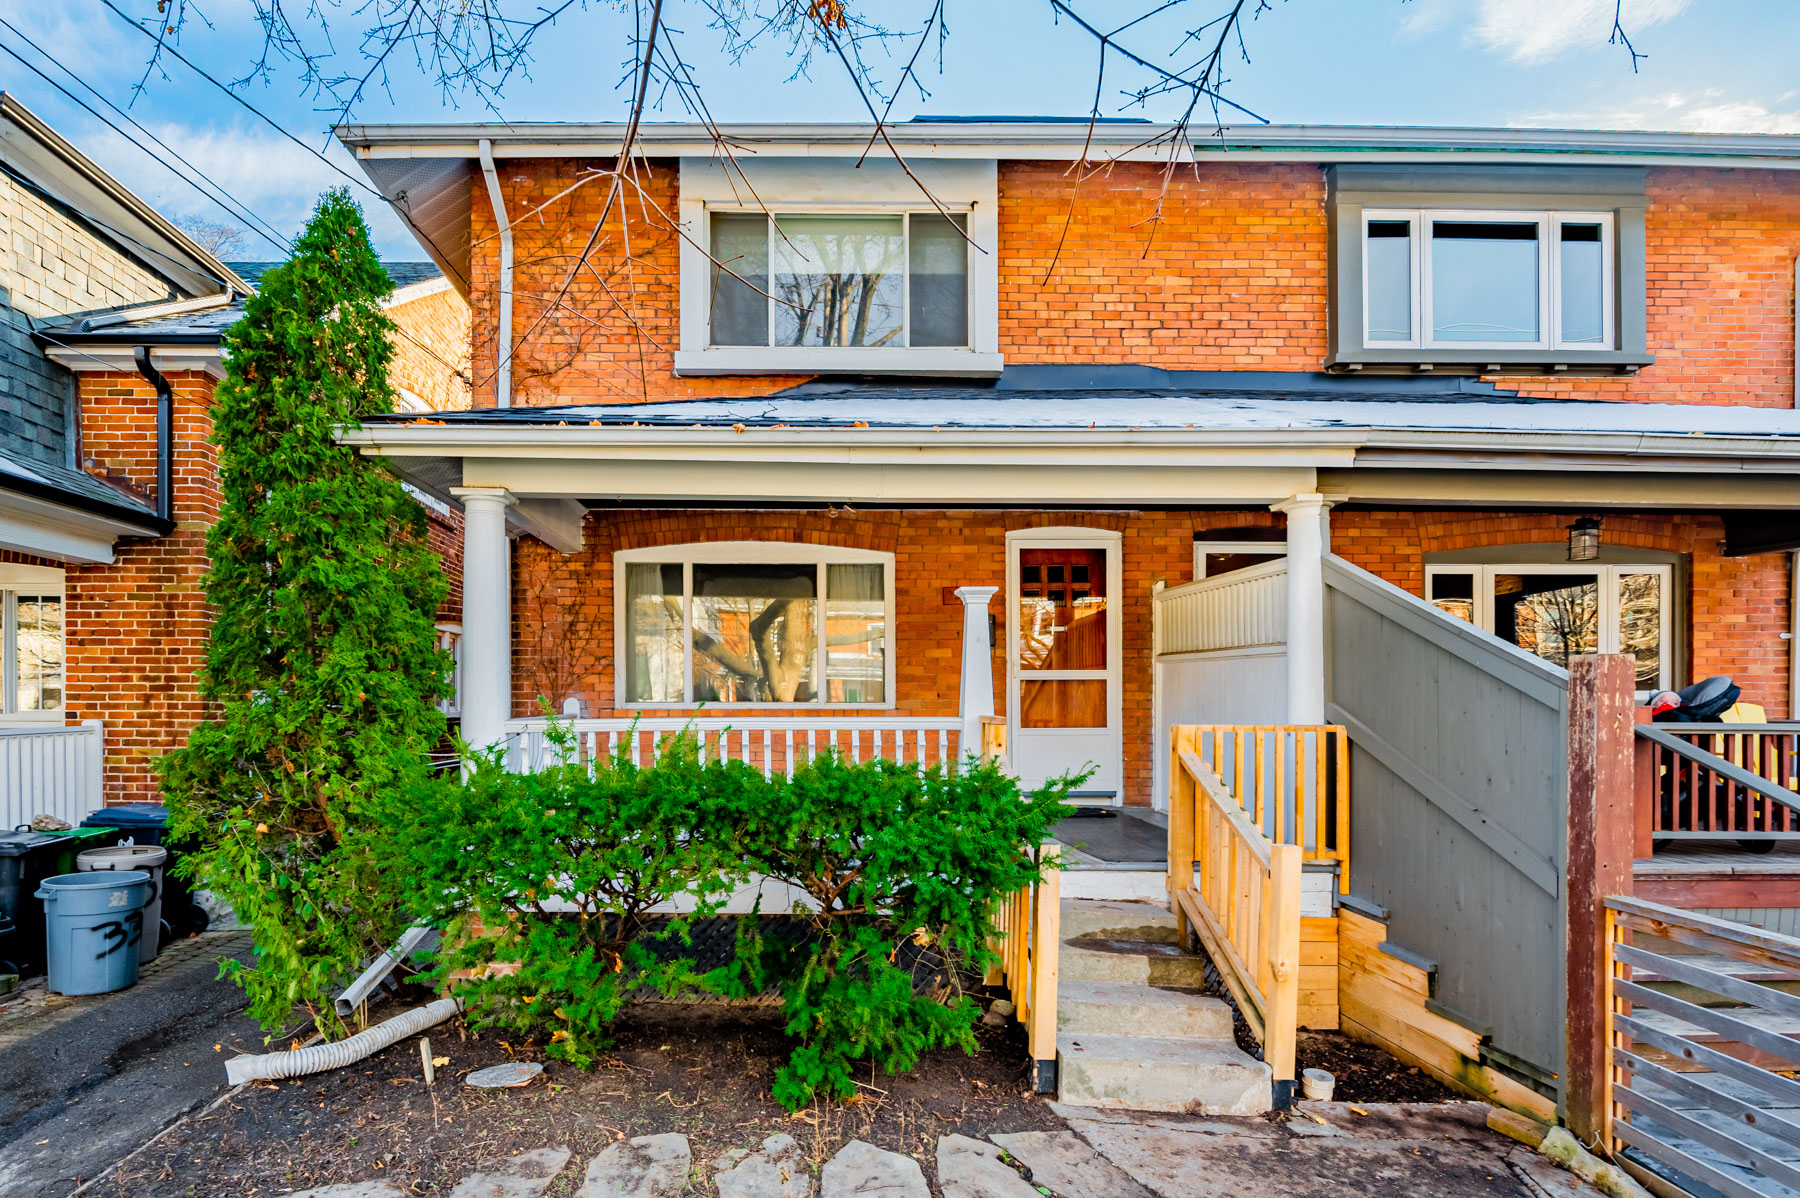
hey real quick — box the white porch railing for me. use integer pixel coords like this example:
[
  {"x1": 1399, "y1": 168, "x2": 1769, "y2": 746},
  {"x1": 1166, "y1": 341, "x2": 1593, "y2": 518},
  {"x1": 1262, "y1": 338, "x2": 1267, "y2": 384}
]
[
  {"x1": 1156, "y1": 559, "x2": 1288, "y2": 655},
  {"x1": 1, "y1": 721, "x2": 105, "y2": 830},
  {"x1": 503, "y1": 716, "x2": 965, "y2": 777}
]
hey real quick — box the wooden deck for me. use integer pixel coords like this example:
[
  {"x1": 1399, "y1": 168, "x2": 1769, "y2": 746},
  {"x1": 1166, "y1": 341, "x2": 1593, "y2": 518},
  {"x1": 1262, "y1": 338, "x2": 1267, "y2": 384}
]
[{"x1": 1636, "y1": 842, "x2": 1800, "y2": 910}]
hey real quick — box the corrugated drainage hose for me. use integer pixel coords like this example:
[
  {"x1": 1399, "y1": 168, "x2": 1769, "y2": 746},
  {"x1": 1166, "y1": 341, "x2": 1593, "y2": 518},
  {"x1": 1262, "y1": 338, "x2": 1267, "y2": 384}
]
[{"x1": 225, "y1": 997, "x2": 462, "y2": 1086}]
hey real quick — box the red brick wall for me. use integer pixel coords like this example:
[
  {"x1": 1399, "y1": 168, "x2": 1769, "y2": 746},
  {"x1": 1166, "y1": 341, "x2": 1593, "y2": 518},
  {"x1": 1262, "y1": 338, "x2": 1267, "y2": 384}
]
[
  {"x1": 1332, "y1": 509, "x2": 1792, "y2": 717},
  {"x1": 468, "y1": 159, "x2": 1800, "y2": 408}
]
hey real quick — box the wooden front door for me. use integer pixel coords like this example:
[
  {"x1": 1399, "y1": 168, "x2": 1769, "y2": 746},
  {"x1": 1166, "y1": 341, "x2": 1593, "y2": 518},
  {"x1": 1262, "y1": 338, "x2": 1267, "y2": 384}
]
[{"x1": 1008, "y1": 535, "x2": 1122, "y2": 801}]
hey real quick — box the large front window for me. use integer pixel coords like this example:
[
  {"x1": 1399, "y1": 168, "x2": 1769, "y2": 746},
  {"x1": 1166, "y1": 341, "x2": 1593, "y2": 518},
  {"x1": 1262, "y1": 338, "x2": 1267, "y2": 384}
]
[
  {"x1": 2, "y1": 573, "x2": 64, "y2": 718},
  {"x1": 1363, "y1": 210, "x2": 1614, "y2": 351},
  {"x1": 617, "y1": 544, "x2": 893, "y2": 707},
  {"x1": 709, "y1": 212, "x2": 969, "y2": 349},
  {"x1": 1426, "y1": 563, "x2": 1670, "y2": 691}
]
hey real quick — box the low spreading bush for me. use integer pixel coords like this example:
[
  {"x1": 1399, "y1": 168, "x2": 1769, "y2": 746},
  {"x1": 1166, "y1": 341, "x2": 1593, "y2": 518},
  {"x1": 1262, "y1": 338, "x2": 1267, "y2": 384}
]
[
  {"x1": 392, "y1": 719, "x2": 1075, "y2": 1103},
  {"x1": 389, "y1": 720, "x2": 762, "y2": 1067}
]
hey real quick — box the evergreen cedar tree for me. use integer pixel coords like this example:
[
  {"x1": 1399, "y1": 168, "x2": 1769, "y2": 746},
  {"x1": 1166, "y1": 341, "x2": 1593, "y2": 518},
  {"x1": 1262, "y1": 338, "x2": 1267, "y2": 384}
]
[{"x1": 160, "y1": 189, "x2": 452, "y2": 1034}]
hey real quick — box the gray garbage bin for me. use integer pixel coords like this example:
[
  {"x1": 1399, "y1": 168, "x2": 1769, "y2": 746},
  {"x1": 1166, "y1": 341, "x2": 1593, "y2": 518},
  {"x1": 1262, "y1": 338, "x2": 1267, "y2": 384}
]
[
  {"x1": 77, "y1": 845, "x2": 168, "y2": 965},
  {"x1": 36, "y1": 870, "x2": 150, "y2": 995}
]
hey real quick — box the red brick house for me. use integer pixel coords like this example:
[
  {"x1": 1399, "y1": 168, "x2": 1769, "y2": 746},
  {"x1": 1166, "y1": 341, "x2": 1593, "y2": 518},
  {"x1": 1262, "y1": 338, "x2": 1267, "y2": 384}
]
[{"x1": 0, "y1": 95, "x2": 467, "y2": 823}]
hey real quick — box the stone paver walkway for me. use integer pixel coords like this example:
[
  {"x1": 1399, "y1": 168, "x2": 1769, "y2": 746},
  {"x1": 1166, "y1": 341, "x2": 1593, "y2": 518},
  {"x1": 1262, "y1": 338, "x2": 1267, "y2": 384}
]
[{"x1": 287, "y1": 1101, "x2": 1607, "y2": 1198}]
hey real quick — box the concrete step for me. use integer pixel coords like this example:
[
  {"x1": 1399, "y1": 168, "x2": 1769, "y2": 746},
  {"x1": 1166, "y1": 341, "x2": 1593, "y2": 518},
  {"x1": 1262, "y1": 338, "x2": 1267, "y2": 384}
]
[
  {"x1": 1061, "y1": 938, "x2": 1210, "y2": 988},
  {"x1": 1057, "y1": 979, "x2": 1233, "y2": 1039},
  {"x1": 1061, "y1": 899, "x2": 1181, "y2": 944},
  {"x1": 1056, "y1": 1032, "x2": 1272, "y2": 1114}
]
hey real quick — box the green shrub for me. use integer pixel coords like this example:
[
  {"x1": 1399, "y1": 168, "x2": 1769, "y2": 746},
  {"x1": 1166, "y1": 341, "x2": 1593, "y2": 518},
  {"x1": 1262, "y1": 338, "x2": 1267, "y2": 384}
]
[
  {"x1": 731, "y1": 753, "x2": 1077, "y2": 1108},
  {"x1": 391, "y1": 719, "x2": 762, "y2": 1067}
]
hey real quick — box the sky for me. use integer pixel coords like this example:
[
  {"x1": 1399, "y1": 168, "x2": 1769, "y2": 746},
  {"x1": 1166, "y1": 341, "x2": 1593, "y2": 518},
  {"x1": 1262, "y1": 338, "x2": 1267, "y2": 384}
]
[{"x1": 1, "y1": 0, "x2": 1796, "y2": 260}]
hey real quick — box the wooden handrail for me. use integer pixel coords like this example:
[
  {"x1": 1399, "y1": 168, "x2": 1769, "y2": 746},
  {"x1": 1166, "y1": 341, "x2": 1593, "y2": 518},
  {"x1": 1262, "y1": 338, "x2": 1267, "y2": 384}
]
[{"x1": 1176, "y1": 724, "x2": 1350, "y2": 889}]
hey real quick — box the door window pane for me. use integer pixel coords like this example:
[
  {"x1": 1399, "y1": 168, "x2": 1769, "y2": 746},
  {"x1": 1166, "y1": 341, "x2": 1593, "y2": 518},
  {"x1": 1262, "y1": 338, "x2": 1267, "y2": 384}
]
[
  {"x1": 1019, "y1": 679, "x2": 1107, "y2": 729},
  {"x1": 710, "y1": 213, "x2": 769, "y2": 346},
  {"x1": 1493, "y1": 573, "x2": 1598, "y2": 668},
  {"x1": 623, "y1": 564, "x2": 683, "y2": 703},
  {"x1": 907, "y1": 214, "x2": 968, "y2": 347},
  {"x1": 1017, "y1": 549, "x2": 1107, "y2": 671},
  {"x1": 1428, "y1": 572, "x2": 1476, "y2": 624},
  {"x1": 825, "y1": 563, "x2": 885, "y2": 703},
  {"x1": 1431, "y1": 220, "x2": 1540, "y2": 343},
  {"x1": 1618, "y1": 572, "x2": 1663, "y2": 689},
  {"x1": 691, "y1": 564, "x2": 818, "y2": 703},
  {"x1": 1559, "y1": 222, "x2": 1606, "y2": 345},
  {"x1": 773, "y1": 215, "x2": 905, "y2": 348},
  {"x1": 15, "y1": 595, "x2": 62, "y2": 711},
  {"x1": 1365, "y1": 219, "x2": 1413, "y2": 341}
]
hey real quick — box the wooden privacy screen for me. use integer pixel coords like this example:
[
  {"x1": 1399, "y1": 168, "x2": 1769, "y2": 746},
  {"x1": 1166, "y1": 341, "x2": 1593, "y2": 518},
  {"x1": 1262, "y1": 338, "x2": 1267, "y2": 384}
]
[{"x1": 1167, "y1": 729, "x2": 1302, "y2": 1092}]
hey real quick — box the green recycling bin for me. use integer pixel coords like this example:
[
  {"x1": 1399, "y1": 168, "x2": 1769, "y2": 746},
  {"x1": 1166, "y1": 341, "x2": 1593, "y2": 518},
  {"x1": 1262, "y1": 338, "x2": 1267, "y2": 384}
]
[{"x1": 36, "y1": 871, "x2": 150, "y2": 995}]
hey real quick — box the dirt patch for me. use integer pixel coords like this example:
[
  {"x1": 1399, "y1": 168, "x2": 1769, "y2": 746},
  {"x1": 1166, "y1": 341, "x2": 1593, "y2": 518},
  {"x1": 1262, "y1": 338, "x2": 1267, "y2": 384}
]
[
  {"x1": 1294, "y1": 1031, "x2": 1461, "y2": 1104},
  {"x1": 88, "y1": 1003, "x2": 1063, "y2": 1197}
]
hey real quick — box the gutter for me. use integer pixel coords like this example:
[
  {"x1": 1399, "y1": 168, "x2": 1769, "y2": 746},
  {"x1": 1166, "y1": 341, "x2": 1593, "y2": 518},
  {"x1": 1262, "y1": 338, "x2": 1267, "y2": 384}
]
[
  {"x1": 133, "y1": 347, "x2": 174, "y2": 523},
  {"x1": 477, "y1": 138, "x2": 513, "y2": 408}
]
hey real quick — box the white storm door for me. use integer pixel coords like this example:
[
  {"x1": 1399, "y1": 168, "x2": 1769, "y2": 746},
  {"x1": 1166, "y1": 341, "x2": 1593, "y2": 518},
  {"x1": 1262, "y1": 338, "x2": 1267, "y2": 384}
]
[{"x1": 1007, "y1": 530, "x2": 1123, "y2": 802}]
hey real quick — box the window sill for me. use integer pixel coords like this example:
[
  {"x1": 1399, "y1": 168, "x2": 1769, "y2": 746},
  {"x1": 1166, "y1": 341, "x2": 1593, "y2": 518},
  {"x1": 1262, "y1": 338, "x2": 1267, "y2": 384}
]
[
  {"x1": 1326, "y1": 348, "x2": 1654, "y2": 377},
  {"x1": 673, "y1": 348, "x2": 1004, "y2": 378}
]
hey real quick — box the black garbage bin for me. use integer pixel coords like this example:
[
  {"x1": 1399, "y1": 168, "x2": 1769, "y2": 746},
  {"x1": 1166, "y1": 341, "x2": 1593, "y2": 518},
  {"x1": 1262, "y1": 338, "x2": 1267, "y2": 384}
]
[
  {"x1": 79, "y1": 804, "x2": 208, "y2": 941},
  {"x1": 0, "y1": 832, "x2": 60, "y2": 975}
]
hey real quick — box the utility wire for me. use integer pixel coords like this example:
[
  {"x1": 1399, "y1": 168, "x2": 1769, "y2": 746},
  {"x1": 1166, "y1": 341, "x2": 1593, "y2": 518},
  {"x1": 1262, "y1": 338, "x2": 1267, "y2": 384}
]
[
  {"x1": 0, "y1": 18, "x2": 292, "y2": 253},
  {"x1": 98, "y1": 0, "x2": 387, "y2": 203}
]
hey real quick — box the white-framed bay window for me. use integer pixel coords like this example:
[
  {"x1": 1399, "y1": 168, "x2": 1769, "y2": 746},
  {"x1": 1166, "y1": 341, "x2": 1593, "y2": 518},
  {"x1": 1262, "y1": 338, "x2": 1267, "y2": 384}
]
[
  {"x1": 1425, "y1": 562, "x2": 1671, "y2": 692},
  {"x1": 614, "y1": 542, "x2": 895, "y2": 708},
  {"x1": 1, "y1": 564, "x2": 65, "y2": 720},
  {"x1": 1363, "y1": 209, "x2": 1615, "y2": 351},
  {"x1": 674, "y1": 156, "x2": 1002, "y2": 376}
]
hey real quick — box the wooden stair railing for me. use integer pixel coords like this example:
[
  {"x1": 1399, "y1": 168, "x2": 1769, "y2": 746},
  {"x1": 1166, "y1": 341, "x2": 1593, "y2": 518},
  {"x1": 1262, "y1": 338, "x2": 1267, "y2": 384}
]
[{"x1": 1167, "y1": 727, "x2": 1302, "y2": 1101}]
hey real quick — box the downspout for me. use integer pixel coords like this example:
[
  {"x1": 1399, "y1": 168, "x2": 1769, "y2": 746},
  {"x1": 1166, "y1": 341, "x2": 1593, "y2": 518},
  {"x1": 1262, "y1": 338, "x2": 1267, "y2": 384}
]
[
  {"x1": 478, "y1": 138, "x2": 513, "y2": 408},
  {"x1": 133, "y1": 346, "x2": 173, "y2": 523}
]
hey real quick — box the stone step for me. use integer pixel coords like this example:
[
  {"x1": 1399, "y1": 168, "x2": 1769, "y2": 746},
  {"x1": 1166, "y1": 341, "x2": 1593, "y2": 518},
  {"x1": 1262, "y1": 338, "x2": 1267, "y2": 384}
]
[
  {"x1": 1060, "y1": 899, "x2": 1181, "y2": 945},
  {"x1": 1056, "y1": 1032, "x2": 1272, "y2": 1114},
  {"x1": 1060, "y1": 938, "x2": 1209, "y2": 988},
  {"x1": 1057, "y1": 979, "x2": 1234, "y2": 1039}
]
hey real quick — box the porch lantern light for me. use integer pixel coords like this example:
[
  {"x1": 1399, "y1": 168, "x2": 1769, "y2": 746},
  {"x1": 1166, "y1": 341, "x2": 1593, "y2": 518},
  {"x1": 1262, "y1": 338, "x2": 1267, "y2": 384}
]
[{"x1": 1567, "y1": 516, "x2": 1602, "y2": 562}]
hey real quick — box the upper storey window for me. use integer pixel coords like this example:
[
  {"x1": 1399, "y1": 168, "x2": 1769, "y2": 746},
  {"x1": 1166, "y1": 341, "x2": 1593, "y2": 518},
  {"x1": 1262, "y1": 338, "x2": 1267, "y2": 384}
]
[
  {"x1": 1362, "y1": 211, "x2": 1614, "y2": 351},
  {"x1": 676, "y1": 157, "x2": 1001, "y2": 376},
  {"x1": 709, "y1": 212, "x2": 970, "y2": 349},
  {"x1": 1327, "y1": 165, "x2": 1651, "y2": 375}
]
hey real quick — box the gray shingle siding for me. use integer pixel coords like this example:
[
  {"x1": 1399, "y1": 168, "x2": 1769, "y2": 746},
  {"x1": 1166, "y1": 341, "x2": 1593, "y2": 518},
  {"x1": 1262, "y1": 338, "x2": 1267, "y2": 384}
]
[{"x1": 0, "y1": 172, "x2": 176, "y2": 467}]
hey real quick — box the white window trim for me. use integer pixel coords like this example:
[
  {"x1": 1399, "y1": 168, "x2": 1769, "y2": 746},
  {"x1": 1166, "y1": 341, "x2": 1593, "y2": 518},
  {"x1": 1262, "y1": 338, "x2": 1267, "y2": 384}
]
[
  {"x1": 1424, "y1": 562, "x2": 1672, "y2": 692},
  {"x1": 674, "y1": 156, "x2": 1002, "y2": 376},
  {"x1": 1193, "y1": 540, "x2": 1288, "y2": 580},
  {"x1": 1363, "y1": 208, "x2": 1616, "y2": 353},
  {"x1": 613, "y1": 541, "x2": 897, "y2": 710},
  {"x1": 0, "y1": 564, "x2": 67, "y2": 722}
]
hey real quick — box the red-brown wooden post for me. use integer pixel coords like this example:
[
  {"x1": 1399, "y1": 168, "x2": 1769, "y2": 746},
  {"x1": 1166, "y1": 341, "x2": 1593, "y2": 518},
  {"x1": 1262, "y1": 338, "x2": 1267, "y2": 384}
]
[{"x1": 1566, "y1": 655, "x2": 1637, "y2": 1148}]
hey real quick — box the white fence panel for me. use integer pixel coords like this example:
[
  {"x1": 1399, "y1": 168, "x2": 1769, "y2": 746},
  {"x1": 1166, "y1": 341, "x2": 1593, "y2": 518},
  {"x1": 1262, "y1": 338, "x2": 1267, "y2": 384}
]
[
  {"x1": 1157, "y1": 560, "x2": 1288, "y2": 655},
  {"x1": 0, "y1": 721, "x2": 105, "y2": 830},
  {"x1": 503, "y1": 716, "x2": 965, "y2": 778}
]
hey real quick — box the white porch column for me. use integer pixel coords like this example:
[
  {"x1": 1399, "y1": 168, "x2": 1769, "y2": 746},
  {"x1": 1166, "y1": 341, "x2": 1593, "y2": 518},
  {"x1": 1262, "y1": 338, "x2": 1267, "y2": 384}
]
[
  {"x1": 1273, "y1": 493, "x2": 1332, "y2": 726},
  {"x1": 955, "y1": 586, "x2": 999, "y2": 757},
  {"x1": 451, "y1": 487, "x2": 516, "y2": 752}
]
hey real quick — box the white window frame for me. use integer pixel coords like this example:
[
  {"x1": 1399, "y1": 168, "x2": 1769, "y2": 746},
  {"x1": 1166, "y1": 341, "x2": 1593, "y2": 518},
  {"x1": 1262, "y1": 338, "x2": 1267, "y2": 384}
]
[
  {"x1": 674, "y1": 156, "x2": 1002, "y2": 377},
  {"x1": 0, "y1": 564, "x2": 66, "y2": 722},
  {"x1": 1363, "y1": 209, "x2": 1616, "y2": 352},
  {"x1": 612, "y1": 541, "x2": 897, "y2": 710},
  {"x1": 1424, "y1": 562, "x2": 1672, "y2": 692},
  {"x1": 1193, "y1": 540, "x2": 1288, "y2": 580}
]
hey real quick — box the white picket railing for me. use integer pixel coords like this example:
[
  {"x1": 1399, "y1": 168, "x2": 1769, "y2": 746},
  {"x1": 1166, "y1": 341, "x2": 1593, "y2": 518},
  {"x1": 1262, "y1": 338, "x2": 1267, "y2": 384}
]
[
  {"x1": 503, "y1": 716, "x2": 965, "y2": 777},
  {"x1": 0, "y1": 721, "x2": 105, "y2": 830},
  {"x1": 1156, "y1": 559, "x2": 1288, "y2": 655}
]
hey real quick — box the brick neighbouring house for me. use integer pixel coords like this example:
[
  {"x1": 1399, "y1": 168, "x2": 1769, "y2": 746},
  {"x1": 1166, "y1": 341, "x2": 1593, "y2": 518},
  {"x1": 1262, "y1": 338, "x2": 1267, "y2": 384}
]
[{"x1": 0, "y1": 93, "x2": 468, "y2": 818}]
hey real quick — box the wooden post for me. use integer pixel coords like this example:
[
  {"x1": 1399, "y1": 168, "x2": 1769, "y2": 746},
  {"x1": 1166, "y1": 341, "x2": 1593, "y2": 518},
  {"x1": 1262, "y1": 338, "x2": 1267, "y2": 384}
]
[
  {"x1": 1566, "y1": 655, "x2": 1637, "y2": 1148},
  {"x1": 1265, "y1": 842, "x2": 1303, "y2": 1107},
  {"x1": 1030, "y1": 844, "x2": 1062, "y2": 1094},
  {"x1": 1169, "y1": 726, "x2": 1195, "y2": 938},
  {"x1": 1632, "y1": 708, "x2": 1655, "y2": 861}
]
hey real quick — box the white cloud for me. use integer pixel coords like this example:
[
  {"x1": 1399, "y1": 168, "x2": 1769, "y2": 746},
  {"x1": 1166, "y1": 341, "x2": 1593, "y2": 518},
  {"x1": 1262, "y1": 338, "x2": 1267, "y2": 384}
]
[
  {"x1": 1469, "y1": 0, "x2": 1692, "y2": 64},
  {"x1": 1517, "y1": 88, "x2": 1800, "y2": 134}
]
